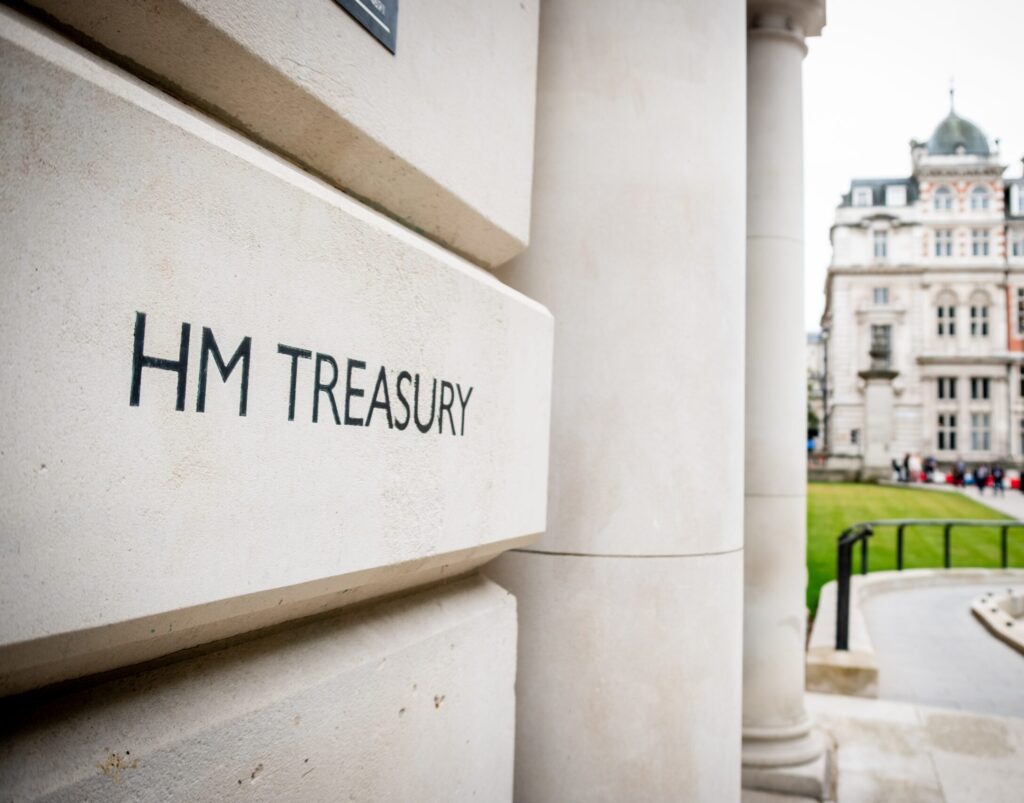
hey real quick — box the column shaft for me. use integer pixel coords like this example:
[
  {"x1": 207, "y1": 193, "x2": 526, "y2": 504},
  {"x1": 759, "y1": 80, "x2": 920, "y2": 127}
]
[
  {"x1": 743, "y1": 0, "x2": 827, "y2": 781},
  {"x1": 488, "y1": 0, "x2": 748, "y2": 800}
]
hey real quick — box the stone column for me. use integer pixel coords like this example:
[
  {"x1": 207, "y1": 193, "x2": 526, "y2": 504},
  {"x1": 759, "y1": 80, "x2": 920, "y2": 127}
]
[
  {"x1": 743, "y1": 1, "x2": 828, "y2": 798},
  {"x1": 486, "y1": 1, "x2": 747, "y2": 800}
]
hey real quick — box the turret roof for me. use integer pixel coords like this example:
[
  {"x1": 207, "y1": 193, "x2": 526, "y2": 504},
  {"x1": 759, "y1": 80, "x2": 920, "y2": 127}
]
[{"x1": 926, "y1": 109, "x2": 990, "y2": 157}]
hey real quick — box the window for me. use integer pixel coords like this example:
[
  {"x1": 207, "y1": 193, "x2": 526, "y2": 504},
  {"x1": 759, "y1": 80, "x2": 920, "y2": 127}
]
[
  {"x1": 937, "y1": 298, "x2": 957, "y2": 336},
  {"x1": 873, "y1": 230, "x2": 889, "y2": 259},
  {"x1": 971, "y1": 229, "x2": 990, "y2": 257},
  {"x1": 873, "y1": 287, "x2": 889, "y2": 305},
  {"x1": 1011, "y1": 229, "x2": 1024, "y2": 257},
  {"x1": 970, "y1": 377, "x2": 990, "y2": 400},
  {"x1": 970, "y1": 304, "x2": 989, "y2": 336},
  {"x1": 937, "y1": 414, "x2": 957, "y2": 451},
  {"x1": 1013, "y1": 185, "x2": 1024, "y2": 216},
  {"x1": 851, "y1": 428, "x2": 860, "y2": 445},
  {"x1": 1018, "y1": 288, "x2": 1024, "y2": 335},
  {"x1": 886, "y1": 185, "x2": 907, "y2": 207},
  {"x1": 934, "y1": 186, "x2": 953, "y2": 211},
  {"x1": 937, "y1": 377, "x2": 957, "y2": 400},
  {"x1": 935, "y1": 228, "x2": 953, "y2": 257},
  {"x1": 870, "y1": 324, "x2": 892, "y2": 367},
  {"x1": 853, "y1": 187, "x2": 873, "y2": 207},
  {"x1": 1019, "y1": 365, "x2": 1024, "y2": 398},
  {"x1": 970, "y1": 185, "x2": 990, "y2": 211},
  {"x1": 971, "y1": 413, "x2": 991, "y2": 451}
]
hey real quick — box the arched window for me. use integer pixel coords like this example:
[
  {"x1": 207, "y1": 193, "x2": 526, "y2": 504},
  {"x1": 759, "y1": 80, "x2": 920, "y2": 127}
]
[
  {"x1": 936, "y1": 291, "x2": 957, "y2": 337},
  {"x1": 970, "y1": 185, "x2": 990, "y2": 211},
  {"x1": 969, "y1": 291, "x2": 990, "y2": 337},
  {"x1": 934, "y1": 186, "x2": 953, "y2": 211}
]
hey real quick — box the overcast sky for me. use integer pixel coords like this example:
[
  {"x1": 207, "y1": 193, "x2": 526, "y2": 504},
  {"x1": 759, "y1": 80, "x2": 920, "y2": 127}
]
[{"x1": 802, "y1": 0, "x2": 1024, "y2": 331}]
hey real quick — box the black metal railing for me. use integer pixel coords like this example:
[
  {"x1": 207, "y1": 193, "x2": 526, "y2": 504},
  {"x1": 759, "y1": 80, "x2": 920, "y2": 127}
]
[{"x1": 835, "y1": 518, "x2": 1024, "y2": 650}]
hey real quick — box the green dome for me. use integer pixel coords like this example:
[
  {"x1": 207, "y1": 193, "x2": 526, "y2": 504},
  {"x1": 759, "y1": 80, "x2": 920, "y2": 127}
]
[{"x1": 926, "y1": 111, "x2": 990, "y2": 156}]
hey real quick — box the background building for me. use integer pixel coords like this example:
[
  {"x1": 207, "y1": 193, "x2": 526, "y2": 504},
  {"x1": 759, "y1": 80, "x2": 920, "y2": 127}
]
[
  {"x1": 822, "y1": 99, "x2": 1024, "y2": 473},
  {"x1": 807, "y1": 331, "x2": 826, "y2": 453}
]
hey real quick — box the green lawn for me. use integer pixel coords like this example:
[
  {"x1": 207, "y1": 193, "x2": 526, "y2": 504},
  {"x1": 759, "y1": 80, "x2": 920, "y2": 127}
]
[{"x1": 806, "y1": 483, "x2": 1024, "y2": 613}]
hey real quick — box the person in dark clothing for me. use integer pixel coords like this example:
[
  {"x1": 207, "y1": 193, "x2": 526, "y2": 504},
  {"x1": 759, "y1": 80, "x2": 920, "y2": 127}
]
[
  {"x1": 974, "y1": 464, "x2": 989, "y2": 495},
  {"x1": 991, "y1": 464, "x2": 1005, "y2": 496},
  {"x1": 954, "y1": 458, "x2": 966, "y2": 487},
  {"x1": 902, "y1": 453, "x2": 911, "y2": 483},
  {"x1": 923, "y1": 455, "x2": 937, "y2": 482}
]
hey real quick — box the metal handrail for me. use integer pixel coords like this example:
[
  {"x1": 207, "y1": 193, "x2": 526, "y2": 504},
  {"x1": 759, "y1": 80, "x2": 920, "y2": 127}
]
[{"x1": 834, "y1": 518, "x2": 1024, "y2": 650}]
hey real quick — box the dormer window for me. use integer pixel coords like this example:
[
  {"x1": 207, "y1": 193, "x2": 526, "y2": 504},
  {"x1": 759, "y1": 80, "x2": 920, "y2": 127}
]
[
  {"x1": 934, "y1": 186, "x2": 953, "y2": 211},
  {"x1": 852, "y1": 187, "x2": 873, "y2": 207},
  {"x1": 970, "y1": 185, "x2": 990, "y2": 211},
  {"x1": 885, "y1": 185, "x2": 906, "y2": 207}
]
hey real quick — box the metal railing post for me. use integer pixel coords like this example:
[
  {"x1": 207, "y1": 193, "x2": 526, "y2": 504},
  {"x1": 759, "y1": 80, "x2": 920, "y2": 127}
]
[
  {"x1": 896, "y1": 524, "x2": 905, "y2": 570},
  {"x1": 1002, "y1": 526, "x2": 1009, "y2": 569},
  {"x1": 836, "y1": 530, "x2": 852, "y2": 651}
]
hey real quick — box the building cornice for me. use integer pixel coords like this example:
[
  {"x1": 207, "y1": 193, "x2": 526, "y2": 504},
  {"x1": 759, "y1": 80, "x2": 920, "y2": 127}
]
[
  {"x1": 827, "y1": 264, "x2": 1022, "y2": 277},
  {"x1": 832, "y1": 218, "x2": 919, "y2": 231},
  {"x1": 914, "y1": 164, "x2": 1007, "y2": 180},
  {"x1": 917, "y1": 355, "x2": 1024, "y2": 366}
]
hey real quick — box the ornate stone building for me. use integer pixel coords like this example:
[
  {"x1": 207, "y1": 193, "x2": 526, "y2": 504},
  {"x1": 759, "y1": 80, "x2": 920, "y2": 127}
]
[
  {"x1": 1, "y1": 1, "x2": 828, "y2": 800},
  {"x1": 823, "y1": 101, "x2": 1024, "y2": 472}
]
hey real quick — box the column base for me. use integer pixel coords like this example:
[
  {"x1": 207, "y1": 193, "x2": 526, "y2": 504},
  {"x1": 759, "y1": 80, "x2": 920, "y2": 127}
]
[{"x1": 742, "y1": 725, "x2": 834, "y2": 801}]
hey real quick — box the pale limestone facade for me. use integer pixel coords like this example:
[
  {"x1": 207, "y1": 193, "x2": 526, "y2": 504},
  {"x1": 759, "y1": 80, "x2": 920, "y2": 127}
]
[
  {"x1": 823, "y1": 107, "x2": 1024, "y2": 470},
  {"x1": 0, "y1": 1, "x2": 826, "y2": 800}
]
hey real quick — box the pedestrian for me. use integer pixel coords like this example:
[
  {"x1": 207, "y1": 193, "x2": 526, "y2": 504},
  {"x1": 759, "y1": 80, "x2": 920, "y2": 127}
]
[
  {"x1": 902, "y1": 453, "x2": 911, "y2": 483},
  {"x1": 955, "y1": 458, "x2": 966, "y2": 487},
  {"x1": 923, "y1": 455, "x2": 937, "y2": 483},
  {"x1": 992, "y1": 464, "x2": 1005, "y2": 496},
  {"x1": 975, "y1": 463, "x2": 989, "y2": 495}
]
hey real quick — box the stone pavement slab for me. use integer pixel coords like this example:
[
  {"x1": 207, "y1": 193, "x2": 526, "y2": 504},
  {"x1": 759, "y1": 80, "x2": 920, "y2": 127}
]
[{"x1": 808, "y1": 693, "x2": 1024, "y2": 803}]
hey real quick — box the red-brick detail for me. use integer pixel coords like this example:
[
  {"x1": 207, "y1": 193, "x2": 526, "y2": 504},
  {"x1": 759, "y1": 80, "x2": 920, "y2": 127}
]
[{"x1": 1008, "y1": 286, "x2": 1024, "y2": 352}]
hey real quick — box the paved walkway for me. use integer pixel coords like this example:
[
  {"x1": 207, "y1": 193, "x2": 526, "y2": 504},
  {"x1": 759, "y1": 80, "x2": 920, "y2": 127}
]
[
  {"x1": 809, "y1": 692, "x2": 1024, "y2": 803},
  {"x1": 861, "y1": 582, "x2": 1024, "y2": 717},
  {"x1": 744, "y1": 694, "x2": 1024, "y2": 803},
  {"x1": 953, "y1": 484, "x2": 1024, "y2": 519}
]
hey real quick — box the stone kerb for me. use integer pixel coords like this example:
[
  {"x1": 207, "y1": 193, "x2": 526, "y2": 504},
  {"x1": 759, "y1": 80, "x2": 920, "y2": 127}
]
[
  {"x1": 971, "y1": 588, "x2": 1024, "y2": 655},
  {"x1": 808, "y1": 569, "x2": 1024, "y2": 697}
]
